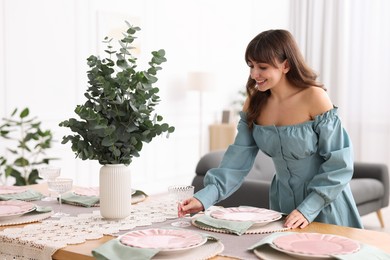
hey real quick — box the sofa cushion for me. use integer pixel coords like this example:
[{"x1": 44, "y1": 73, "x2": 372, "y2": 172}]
[
  {"x1": 350, "y1": 178, "x2": 384, "y2": 205},
  {"x1": 246, "y1": 151, "x2": 275, "y2": 182}
]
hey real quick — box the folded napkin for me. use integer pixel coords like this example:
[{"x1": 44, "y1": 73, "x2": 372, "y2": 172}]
[
  {"x1": 30, "y1": 206, "x2": 53, "y2": 214},
  {"x1": 61, "y1": 192, "x2": 100, "y2": 207},
  {"x1": 92, "y1": 238, "x2": 159, "y2": 260},
  {"x1": 92, "y1": 231, "x2": 218, "y2": 260},
  {"x1": 248, "y1": 232, "x2": 390, "y2": 260},
  {"x1": 0, "y1": 189, "x2": 43, "y2": 201},
  {"x1": 194, "y1": 214, "x2": 254, "y2": 235}
]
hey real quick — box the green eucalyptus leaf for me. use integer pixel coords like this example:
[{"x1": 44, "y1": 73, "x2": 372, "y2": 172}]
[
  {"x1": 11, "y1": 108, "x2": 18, "y2": 116},
  {"x1": 20, "y1": 108, "x2": 29, "y2": 118}
]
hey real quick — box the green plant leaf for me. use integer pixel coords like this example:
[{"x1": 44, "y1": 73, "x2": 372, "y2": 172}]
[{"x1": 20, "y1": 108, "x2": 29, "y2": 118}]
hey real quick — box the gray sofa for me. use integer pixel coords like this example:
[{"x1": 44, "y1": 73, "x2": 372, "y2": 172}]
[{"x1": 192, "y1": 149, "x2": 389, "y2": 227}]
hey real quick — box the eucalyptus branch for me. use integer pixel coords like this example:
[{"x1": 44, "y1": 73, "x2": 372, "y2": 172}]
[{"x1": 59, "y1": 21, "x2": 174, "y2": 166}]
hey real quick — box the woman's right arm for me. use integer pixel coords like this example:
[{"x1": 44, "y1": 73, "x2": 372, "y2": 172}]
[{"x1": 192, "y1": 99, "x2": 259, "y2": 211}]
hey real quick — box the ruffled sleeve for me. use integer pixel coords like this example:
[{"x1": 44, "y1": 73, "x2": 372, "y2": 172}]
[
  {"x1": 296, "y1": 108, "x2": 354, "y2": 222},
  {"x1": 194, "y1": 112, "x2": 259, "y2": 209}
]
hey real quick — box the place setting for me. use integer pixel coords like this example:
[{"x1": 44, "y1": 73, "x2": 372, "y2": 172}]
[
  {"x1": 191, "y1": 206, "x2": 290, "y2": 235},
  {"x1": 0, "y1": 200, "x2": 52, "y2": 226},
  {"x1": 60, "y1": 186, "x2": 148, "y2": 207},
  {"x1": 92, "y1": 227, "x2": 224, "y2": 260},
  {"x1": 248, "y1": 231, "x2": 390, "y2": 259}
]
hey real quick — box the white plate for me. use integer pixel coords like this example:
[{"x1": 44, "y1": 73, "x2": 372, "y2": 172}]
[
  {"x1": 272, "y1": 233, "x2": 360, "y2": 258},
  {"x1": 119, "y1": 228, "x2": 207, "y2": 252},
  {"x1": 209, "y1": 207, "x2": 282, "y2": 226},
  {"x1": 0, "y1": 186, "x2": 28, "y2": 195},
  {"x1": 0, "y1": 200, "x2": 36, "y2": 220},
  {"x1": 73, "y1": 187, "x2": 136, "y2": 197}
]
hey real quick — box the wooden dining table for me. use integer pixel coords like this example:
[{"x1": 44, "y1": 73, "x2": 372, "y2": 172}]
[{"x1": 1, "y1": 183, "x2": 390, "y2": 260}]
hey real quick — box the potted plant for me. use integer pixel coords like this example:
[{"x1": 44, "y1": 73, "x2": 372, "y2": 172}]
[
  {"x1": 59, "y1": 22, "x2": 174, "y2": 219},
  {"x1": 0, "y1": 108, "x2": 55, "y2": 186}
]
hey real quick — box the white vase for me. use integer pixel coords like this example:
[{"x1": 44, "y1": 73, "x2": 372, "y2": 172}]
[{"x1": 99, "y1": 164, "x2": 132, "y2": 219}]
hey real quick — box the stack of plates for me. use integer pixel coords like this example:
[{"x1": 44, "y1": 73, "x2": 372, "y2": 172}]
[{"x1": 209, "y1": 207, "x2": 282, "y2": 227}]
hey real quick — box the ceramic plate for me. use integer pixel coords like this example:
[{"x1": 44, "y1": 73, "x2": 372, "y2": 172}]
[
  {"x1": 73, "y1": 187, "x2": 136, "y2": 197},
  {"x1": 119, "y1": 228, "x2": 207, "y2": 252},
  {"x1": 210, "y1": 207, "x2": 282, "y2": 225},
  {"x1": 272, "y1": 233, "x2": 360, "y2": 258},
  {"x1": 73, "y1": 187, "x2": 99, "y2": 197},
  {"x1": 0, "y1": 186, "x2": 28, "y2": 195},
  {"x1": 0, "y1": 200, "x2": 36, "y2": 220}
]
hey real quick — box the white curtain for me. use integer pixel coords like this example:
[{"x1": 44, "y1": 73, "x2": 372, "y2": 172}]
[{"x1": 289, "y1": 0, "x2": 390, "y2": 166}]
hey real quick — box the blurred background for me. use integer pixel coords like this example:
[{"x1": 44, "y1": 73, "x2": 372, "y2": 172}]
[{"x1": 1, "y1": 0, "x2": 389, "y2": 194}]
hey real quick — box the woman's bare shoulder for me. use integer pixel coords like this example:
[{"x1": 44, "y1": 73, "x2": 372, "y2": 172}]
[{"x1": 303, "y1": 87, "x2": 333, "y2": 119}]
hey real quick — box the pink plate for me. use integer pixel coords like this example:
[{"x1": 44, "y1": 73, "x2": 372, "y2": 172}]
[
  {"x1": 0, "y1": 186, "x2": 28, "y2": 195},
  {"x1": 210, "y1": 207, "x2": 282, "y2": 224},
  {"x1": 119, "y1": 228, "x2": 207, "y2": 252},
  {"x1": 0, "y1": 200, "x2": 36, "y2": 219},
  {"x1": 73, "y1": 187, "x2": 99, "y2": 197},
  {"x1": 272, "y1": 233, "x2": 360, "y2": 257}
]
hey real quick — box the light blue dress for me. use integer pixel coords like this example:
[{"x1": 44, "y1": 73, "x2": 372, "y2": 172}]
[{"x1": 194, "y1": 108, "x2": 363, "y2": 228}]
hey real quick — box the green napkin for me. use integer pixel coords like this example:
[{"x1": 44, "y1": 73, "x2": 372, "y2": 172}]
[
  {"x1": 0, "y1": 189, "x2": 43, "y2": 201},
  {"x1": 92, "y1": 230, "x2": 218, "y2": 260},
  {"x1": 61, "y1": 190, "x2": 148, "y2": 208},
  {"x1": 61, "y1": 192, "x2": 99, "y2": 207},
  {"x1": 92, "y1": 238, "x2": 159, "y2": 260},
  {"x1": 25, "y1": 206, "x2": 52, "y2": 214},
  {"x1": 194, "y1": 214, "x2": 254, "y2": 236},
  {"x1": 248, "y1": 232, "x2": 390, "y2": 260},
  {"x1": 248, "y1": 231, "x2": 294, "y2": 251}
]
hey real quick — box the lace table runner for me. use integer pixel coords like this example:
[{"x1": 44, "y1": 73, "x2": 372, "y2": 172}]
[{"x1": 0, "y1": 196, "x2": 177, "y2": 260}]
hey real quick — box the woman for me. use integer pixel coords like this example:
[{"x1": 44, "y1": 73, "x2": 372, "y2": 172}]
[{"x1": 179, "y1": 29, "x2": 363, "y2": 229}]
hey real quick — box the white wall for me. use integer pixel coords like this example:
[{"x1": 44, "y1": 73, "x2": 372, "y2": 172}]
[{"x1": 0, "y1": 0, "x2": 290, "y2": 193}]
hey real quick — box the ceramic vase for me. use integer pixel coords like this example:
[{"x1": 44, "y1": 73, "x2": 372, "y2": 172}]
[{"x1": 99, "y1": 164, "x2": 131, "y2": 219}]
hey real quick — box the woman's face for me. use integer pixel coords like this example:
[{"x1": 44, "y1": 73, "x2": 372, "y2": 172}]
[{"x1": 248, "y1": 59, "x2": 287, "y2": 92}]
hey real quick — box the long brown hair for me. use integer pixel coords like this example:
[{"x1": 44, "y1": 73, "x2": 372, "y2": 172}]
[{"x1": 244, "y1": 29, "x2": 325, "y2": 128}]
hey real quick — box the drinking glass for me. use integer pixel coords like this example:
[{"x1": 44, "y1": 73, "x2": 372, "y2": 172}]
[
  {"x1": 47, "y1": 178, "x2": 73, "y2": 218},
  {"x1": 168, "y1": 185, "x2": 195, "y2": 227},
  {"x1": 38, "y1": 166, "x2": 61, "y2": 201}
]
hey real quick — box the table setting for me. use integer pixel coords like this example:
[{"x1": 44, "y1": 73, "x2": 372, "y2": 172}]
[
  {"x1": 191, "y1": 206, "x2": 290, "y2": 235},
  {"x1": 0, "y1": 185, "x2": 53, "y2": 227},
  {"x1": 60, "y1": 186, "x2": 148, "y2": 208},
  {"x1": 188, "y1": 205, "x2": 390, "y2": 259},
  {"x1": 0, "y1": 183, "x2": 201, "y2": 260},
  {"x1": 92, "y1": 228, "x2": 224, "y2": 260},
  {"x1": 1, "y1": 181, "x2": 390, "y2": 260},
  {"x1": 248, "y1": 231, "x2": 390, "y2": 259}
]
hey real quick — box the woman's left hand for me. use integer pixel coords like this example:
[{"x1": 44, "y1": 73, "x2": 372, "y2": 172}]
[{"x1": 284, "y1": 209, "x2": 309, "y2": 228}]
